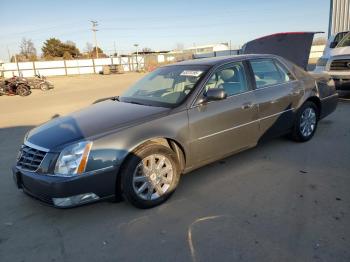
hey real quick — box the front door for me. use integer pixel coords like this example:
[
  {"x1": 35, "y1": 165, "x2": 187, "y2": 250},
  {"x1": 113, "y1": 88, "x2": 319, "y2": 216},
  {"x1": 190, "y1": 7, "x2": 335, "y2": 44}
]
[{"x1": 188, "y1": 61, "x2": 259, "y2": 165}]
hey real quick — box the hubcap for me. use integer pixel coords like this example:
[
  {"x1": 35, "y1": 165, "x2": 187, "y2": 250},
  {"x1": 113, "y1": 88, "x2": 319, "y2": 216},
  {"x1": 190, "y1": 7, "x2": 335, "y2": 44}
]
[
  {"x1": 300, "y1": 107, "x2": 316, "y2": 137},
  {"x1": 132, "y1": 154, "x2": 173, "y2": 200}
]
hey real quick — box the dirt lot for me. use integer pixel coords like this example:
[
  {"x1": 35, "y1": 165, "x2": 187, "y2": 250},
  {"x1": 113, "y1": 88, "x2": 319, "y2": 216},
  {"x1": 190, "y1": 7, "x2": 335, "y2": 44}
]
[
  {"x1": 0, "y1": 74, "x2": 349, "y2": 262},
  {"x1": 0, "y1": 73, "x2": 145, "y2": 127}
]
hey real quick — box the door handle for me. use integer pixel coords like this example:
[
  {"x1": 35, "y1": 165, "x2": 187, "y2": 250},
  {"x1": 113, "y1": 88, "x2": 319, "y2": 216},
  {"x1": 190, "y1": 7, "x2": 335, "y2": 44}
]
[{"x1": 241, "y1": 102, "x2": 254, "y2": 109}]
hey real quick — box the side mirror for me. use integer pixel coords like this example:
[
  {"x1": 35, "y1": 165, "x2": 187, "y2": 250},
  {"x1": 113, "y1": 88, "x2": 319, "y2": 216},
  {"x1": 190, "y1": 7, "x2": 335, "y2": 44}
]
[
  {"x1": 203, "y1": 88, "x2": 227, "y2": 102},
  {"x1": 330, "y1": 41, "x2": 338, "y2": 48}
]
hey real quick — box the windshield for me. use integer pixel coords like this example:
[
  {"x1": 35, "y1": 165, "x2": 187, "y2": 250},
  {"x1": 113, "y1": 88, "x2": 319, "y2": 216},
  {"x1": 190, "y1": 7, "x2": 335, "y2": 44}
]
[
  {"x1": 337, "y1": 32, "x2": 350, "y2": 48},
  {"x1": 120, "y1": 65, "x2": 209, "y2": 107}
]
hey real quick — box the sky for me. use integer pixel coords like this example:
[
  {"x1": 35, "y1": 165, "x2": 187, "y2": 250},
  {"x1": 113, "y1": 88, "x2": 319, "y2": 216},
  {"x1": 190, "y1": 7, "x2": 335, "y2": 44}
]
[{"x1": 0, "y1": 0, "x2": 330, "y2": 62}]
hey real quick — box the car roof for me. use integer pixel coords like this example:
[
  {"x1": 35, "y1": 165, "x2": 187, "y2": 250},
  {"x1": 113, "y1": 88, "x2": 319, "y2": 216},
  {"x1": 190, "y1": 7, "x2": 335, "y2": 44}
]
[{"x1": 167, "y1": 54, "x2": 275, "y2": 67}]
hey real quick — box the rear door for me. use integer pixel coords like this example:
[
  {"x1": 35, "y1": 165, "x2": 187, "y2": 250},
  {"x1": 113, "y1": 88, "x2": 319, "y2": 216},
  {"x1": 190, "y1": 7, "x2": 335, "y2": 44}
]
[
  {"x1": 188, "y1": 61, "x2": 259, "y2": 165},
  {"x1": 249, "y1": 58, "x2": 303, "y2": 140}
]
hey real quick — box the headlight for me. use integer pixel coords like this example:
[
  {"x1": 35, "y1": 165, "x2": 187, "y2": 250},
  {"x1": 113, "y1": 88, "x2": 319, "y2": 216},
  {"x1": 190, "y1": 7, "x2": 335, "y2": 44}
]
[
  {"x1": 316, "y1": 57, "x2": 328, "y2": 67},
  {"x1": 54, "y1": 141, "x2": 93, "y2": 176}
]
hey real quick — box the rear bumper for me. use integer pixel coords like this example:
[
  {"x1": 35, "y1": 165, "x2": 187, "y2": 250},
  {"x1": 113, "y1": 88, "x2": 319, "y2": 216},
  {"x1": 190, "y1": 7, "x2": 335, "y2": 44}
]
[
  {"x1": 12, "y1": 165, "x2": 118, "y2": 208},
  {"x1": 320, "y1": 93, "x2": 338, "y2": 119}
]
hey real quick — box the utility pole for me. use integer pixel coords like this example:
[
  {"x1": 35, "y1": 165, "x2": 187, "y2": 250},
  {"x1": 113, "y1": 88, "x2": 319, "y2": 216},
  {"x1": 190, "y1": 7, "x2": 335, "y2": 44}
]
[
  {"x1": 90, "y1": 20, "x2": 99, "y2": 58},
  {"x1": 134, "y1": 44, "x2": 139, "y2": 71},
  {"x1": 7, "y1": 46, "x2": 11, "y2": 62}
]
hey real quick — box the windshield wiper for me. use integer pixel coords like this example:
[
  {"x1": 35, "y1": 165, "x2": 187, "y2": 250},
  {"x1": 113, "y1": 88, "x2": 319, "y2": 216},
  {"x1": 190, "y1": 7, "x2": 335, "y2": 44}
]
[
  {"x1": 126, "y1": 101, "x2": 146, "y2": 105},
  {"x1": 111, "y1": 96, "x2": 119, "y2": 101}
]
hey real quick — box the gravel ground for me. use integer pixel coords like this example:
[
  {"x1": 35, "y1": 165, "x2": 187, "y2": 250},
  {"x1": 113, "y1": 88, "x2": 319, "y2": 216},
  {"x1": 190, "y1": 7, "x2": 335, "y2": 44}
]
[{"x1": 0, "y1": 74, "x2": 349, "y2": 262}]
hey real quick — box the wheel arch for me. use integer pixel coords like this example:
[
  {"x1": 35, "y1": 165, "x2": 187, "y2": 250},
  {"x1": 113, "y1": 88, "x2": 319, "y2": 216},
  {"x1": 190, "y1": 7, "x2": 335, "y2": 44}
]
[
  {"x1": 114, "y1": 137, "x2": 186, "y2": 199},
  {"x1": 304, "y1": 96, "x2": 322, "y2": 118},
  {"x1": 127, "y1": 137, "x2": 186, "y2": 171}
]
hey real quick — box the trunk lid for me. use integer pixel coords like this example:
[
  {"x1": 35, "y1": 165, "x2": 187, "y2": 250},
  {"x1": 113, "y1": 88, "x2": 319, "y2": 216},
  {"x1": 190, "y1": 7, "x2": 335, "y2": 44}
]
[{"x1": 242, "y1": 32, "x2": 320, "y2": 70}]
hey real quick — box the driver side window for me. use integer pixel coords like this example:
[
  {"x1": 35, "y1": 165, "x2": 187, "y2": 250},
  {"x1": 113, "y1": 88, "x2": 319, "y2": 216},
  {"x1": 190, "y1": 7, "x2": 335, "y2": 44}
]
[{"x1": 204, "y1": 62, "x2": 248, "y2": 96}]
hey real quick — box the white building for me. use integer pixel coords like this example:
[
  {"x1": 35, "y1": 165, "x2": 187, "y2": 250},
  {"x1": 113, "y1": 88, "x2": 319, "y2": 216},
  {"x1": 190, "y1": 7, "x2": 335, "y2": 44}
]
[
  {"x1": 183, "y1": 43, "x2": 229, "y2": 54},
  {"x1": 328, "y1": 0, "x2": 350, "y2": 36}
]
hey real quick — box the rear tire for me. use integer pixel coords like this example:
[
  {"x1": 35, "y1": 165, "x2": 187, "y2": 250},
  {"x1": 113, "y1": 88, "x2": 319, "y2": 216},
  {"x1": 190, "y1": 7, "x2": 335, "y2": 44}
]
[
  {"x1": 291, "y1": 101, "x2": 318, "y2": 142},
  {"x1": 121, "y1": 143, "x2": 180, "y2": 209}
]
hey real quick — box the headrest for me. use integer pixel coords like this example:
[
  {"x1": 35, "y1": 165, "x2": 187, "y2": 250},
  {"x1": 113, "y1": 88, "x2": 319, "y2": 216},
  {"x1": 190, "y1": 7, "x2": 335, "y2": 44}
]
[{"x1": 219, "y1": 69, "x2": 235, "y2": 82}]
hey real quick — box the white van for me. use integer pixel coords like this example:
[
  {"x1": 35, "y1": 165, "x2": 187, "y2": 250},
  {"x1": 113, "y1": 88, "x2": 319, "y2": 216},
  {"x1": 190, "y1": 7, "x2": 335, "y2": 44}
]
[{"x1": 314, "y1": 31, "x2": 350, "y2": 96}]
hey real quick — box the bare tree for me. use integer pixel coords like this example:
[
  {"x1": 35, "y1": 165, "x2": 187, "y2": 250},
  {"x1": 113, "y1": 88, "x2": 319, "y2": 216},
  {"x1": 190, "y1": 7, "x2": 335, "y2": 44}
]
[{"x1": 20, "y1": 38, "x2": 37, "y2": 59}]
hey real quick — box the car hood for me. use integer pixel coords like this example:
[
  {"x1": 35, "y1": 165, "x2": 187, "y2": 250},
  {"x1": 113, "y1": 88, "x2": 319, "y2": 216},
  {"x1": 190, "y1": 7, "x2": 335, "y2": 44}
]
[
  {"x1": 26, "y1": 100, "x2": 170, "y2": 150},
  {"x1": 242, "y1": 32, "x2": 319, "y2": 70},
  {"x1": 329, "y1": 46, "x2": 350, "y2": 56}
]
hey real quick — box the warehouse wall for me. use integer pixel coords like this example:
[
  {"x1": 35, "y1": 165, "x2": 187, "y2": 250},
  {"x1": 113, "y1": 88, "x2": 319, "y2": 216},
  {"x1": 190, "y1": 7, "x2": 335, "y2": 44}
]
[{"x1": 329, "y1": 0, "x2": 350, "y2": 36}]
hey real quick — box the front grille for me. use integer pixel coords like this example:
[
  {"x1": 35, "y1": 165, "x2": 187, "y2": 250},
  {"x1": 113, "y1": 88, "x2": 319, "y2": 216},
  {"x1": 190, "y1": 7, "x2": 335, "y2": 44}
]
[
  {"x1": 330, "y1": 59, "x2": 350, "y2": 71},
  {"x1": 17, "y1": 145, "x2": 46, "y2": 171}
]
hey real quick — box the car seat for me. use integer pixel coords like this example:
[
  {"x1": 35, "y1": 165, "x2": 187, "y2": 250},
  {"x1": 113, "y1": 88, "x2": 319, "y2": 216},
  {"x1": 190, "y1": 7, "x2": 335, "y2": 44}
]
[{"x1": 218, "y1": 68, "x2": 245, "y2": 95}]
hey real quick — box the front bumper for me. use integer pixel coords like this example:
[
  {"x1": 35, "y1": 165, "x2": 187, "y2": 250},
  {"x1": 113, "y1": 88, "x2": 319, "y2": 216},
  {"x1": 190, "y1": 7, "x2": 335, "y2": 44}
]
[
  {"x1": 332, "y1": 75, "x2": 350, "y2": 91},
  {"x1": 313, "y1": 68, "x2": 350, "y2": 93},
  {"x1": 12, "y1": 165, "x2": 118, "y2": 208},
  {"x1": 332, "y1": 76, "x2": 350, "y2": 97},
  {"x1": 325, "y1": 71, "x2": 350, "y2": 92}
]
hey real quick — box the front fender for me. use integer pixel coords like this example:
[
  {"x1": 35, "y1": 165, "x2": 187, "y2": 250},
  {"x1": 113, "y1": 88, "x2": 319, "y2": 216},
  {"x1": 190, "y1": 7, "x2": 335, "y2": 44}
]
[{"x1": 88, "y1": 110, "x2": 190, "y2": 171}]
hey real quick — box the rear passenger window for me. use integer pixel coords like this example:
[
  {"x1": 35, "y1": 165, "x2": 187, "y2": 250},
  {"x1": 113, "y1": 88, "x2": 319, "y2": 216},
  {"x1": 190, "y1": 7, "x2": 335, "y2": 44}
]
[
  {"x1": 275, "y1": 61, "x2": 296, "y2": 81},
  {"x1": 250, "y1": 59, "x2": 293, "y2": 88}
]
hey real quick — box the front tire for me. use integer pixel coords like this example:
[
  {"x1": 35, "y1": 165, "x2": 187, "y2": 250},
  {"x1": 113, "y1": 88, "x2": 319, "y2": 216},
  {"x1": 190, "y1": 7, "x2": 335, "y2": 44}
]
[
  {"x1": 291, "y1": 101, "x2": 318, "y2": 142},
  {"x1": 121, "y1": 143, "x2": 180, "y2": 209}
]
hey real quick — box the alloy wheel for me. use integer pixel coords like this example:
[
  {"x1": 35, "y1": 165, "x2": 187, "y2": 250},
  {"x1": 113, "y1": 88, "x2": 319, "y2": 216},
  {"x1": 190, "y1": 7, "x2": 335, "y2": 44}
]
[
  {"x1": 300, "y1": 107, "x2": 316, "y2": 137},
  {"x1": 132, "y1": 154, "x2": 174, "y2": 200}
]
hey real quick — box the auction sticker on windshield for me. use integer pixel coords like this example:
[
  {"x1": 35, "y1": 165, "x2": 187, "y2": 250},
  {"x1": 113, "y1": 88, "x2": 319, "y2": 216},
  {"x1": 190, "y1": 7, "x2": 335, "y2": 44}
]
[{"x1": 180, "y1": 70, "x2": 203, "y2": 77}]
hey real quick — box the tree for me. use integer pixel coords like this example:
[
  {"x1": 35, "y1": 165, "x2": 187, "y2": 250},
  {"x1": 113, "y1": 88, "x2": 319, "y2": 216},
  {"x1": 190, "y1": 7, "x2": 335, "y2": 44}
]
[
  {"x1": 90, "y1": 46, "x2": 107, "y2": 58},
  {"x1": 142, "y1": 47, "x2": 152, "y2": 53},
  {"x1": 44, "y1": 54, "x2": 54, "y2": 61},
  {"x1": 42, "y1": 38, "x2": 64, "y2": 57},
  {"x1": 42, "y1": 38, "x2": 80, "y2": 59},
  {"x1": 63, "y1": 51, "x2": 73, "y2": 60},
  {"x1": 61, "y1": 42, "x2": 80, "y2": 57},
  {"x1": 19, "y1": 38, "x2": 37, "y2": 60}
]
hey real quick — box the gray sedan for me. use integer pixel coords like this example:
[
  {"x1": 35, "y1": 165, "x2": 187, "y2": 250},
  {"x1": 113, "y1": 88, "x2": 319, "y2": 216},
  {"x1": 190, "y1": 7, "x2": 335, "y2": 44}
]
[{"x1": 13, "y1": 54, "x2": 338, "y2": 208}]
